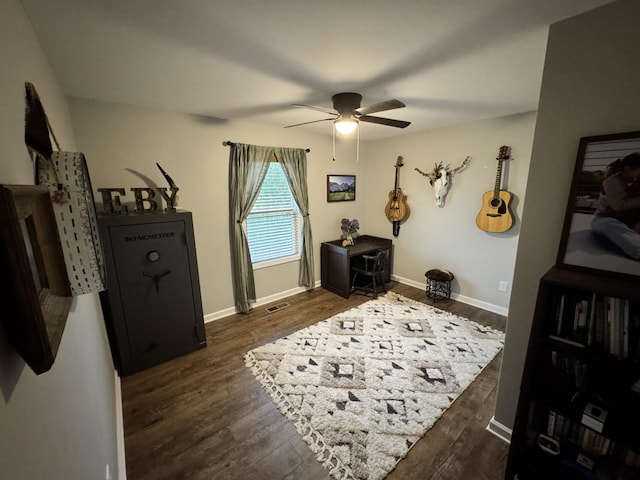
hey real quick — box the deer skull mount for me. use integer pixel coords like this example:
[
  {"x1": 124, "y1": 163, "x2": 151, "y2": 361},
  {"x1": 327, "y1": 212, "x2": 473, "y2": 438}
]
[{"x1": 415, "y1": 156, "x2": 471, "y2": 208}]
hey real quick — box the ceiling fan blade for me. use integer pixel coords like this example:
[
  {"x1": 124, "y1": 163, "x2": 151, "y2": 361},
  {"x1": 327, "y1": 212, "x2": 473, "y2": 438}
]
[
  {"x1": 293, "y1": 104, "x2": 337, "y2": 115},
  {"x1": 359, "y1": 115, "x2": 411, "y2": 128},
  {"x1": 355, "y1": 99, "x2": 405, "y2": 115},
  {"x1": 284, "y1": 117, "x2": 335, "y2": 128}
]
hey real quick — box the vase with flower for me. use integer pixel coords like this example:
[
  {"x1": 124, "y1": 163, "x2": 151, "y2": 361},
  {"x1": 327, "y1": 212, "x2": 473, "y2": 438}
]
[{"x1": 340, "y1": 218, "x2": 360, "y2": 246}]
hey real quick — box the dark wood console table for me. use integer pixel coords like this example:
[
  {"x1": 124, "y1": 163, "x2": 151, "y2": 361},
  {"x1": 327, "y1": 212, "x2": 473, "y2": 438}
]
[{"x1": 321, "y1": 235, "x2": 393, "y2": 298}]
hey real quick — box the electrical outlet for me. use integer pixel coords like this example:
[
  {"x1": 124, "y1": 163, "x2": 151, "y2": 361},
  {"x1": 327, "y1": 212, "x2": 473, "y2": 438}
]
[
  {"x1": 498, "y1": 281, "x2": 508, "y2": 292},
  {"x1": 105, "y1": 464, "x2": 112, "y2": 480}
]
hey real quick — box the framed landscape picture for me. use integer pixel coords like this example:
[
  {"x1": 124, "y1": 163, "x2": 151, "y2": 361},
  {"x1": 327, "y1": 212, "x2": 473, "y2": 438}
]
[
  {"x1": 327, "y1": 175, "x2": 356, "y2": 202},
  {"x1": 556, "y1": 131, "x2": 640, "y2": 279}
]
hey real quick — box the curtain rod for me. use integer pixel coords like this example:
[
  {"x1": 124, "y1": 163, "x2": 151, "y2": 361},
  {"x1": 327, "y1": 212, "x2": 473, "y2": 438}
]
[{"x1": 222, "y1": 140, "x2": 310, "y2": 153}]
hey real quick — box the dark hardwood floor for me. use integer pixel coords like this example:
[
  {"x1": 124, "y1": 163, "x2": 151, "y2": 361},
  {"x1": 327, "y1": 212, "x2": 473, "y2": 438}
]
[{"x1": 121, "y1": 283, "x2": 509, "y2": 480}]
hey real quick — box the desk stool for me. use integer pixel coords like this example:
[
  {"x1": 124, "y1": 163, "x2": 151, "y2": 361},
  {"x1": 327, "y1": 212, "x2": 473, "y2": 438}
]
[{"x1": 425, "y1": 269, "x2": 454, "y2": 301}]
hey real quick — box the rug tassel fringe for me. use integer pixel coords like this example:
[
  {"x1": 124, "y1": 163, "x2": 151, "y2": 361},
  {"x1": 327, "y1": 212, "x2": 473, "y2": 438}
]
[{"x1": 244, "y1": 352, "x2": 355, "y2": 480}]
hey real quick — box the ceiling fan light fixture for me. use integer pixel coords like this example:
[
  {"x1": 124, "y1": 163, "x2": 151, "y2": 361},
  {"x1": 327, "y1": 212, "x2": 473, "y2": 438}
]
[{"x1": 334, "y1": 117, "x2": 358, "y2": 135}]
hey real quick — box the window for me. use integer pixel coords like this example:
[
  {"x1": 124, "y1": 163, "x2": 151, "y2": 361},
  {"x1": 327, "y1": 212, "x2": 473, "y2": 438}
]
[{"x1": 246, "y1": 162, "x2": 301, "y2": 266}]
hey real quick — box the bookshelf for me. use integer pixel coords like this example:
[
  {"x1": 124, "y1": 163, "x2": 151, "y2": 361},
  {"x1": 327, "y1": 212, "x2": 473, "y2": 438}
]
[{"x1": 506, "y1": 267, "x2": 640, "y2": 480}]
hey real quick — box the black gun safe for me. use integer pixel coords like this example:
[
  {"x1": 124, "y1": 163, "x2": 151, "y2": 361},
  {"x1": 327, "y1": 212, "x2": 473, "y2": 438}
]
[{"x1": 98, "y1": 211, "x2": 206, "y2": 376}]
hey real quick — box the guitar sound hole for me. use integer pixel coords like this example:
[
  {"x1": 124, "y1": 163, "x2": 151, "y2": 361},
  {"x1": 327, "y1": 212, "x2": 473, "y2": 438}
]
[{"x1": 490, "y1": 198, "x2": 502, "y2": 208}]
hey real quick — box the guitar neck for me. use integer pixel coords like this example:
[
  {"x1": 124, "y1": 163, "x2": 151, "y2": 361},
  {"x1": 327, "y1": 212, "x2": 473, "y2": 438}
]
[
  {"x1": 493, "y1": 160, "x2": 503, "y2": 198},
  {"x1": 392, "y1": 156, "x2": 403, "y2": 196}
]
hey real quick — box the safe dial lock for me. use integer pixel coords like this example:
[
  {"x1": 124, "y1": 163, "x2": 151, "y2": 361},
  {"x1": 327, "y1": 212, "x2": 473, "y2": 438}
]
[{"x1": 147, "y1": 250, "x2": 160, "y2": 262}]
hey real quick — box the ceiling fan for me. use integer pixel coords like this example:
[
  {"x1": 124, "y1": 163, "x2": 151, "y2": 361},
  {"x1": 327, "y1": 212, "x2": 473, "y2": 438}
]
[{"x1": 285, "y1": 92, "x2": 411, "y2": 133}]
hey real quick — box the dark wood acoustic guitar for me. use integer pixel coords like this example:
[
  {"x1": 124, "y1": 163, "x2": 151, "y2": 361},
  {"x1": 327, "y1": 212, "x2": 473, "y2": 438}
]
[
  {"x1": 384, "y1": 156, "x2": 409, "y2": 236},
  {"x1": 476, "y1": 146, "x2": 514, "y2": 233}
]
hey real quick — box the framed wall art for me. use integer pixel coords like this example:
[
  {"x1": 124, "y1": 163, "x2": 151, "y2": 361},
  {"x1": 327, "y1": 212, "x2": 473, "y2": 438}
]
[
  {"x1": 556, "y1": 131, "x2": 640, "y2": 278},
  {"x1": 327, "y1": 175, "x2": 356, "y2": 202},
  {"x1": 0, "y1": 184, "x2": 72, "y2": 374}
]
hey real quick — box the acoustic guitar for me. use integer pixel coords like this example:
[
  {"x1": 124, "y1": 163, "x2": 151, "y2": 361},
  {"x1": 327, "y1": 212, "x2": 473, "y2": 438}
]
[
  {"x1": 384, "y1": 156, "x2": 409, "y2": 236},
  {"x1": 476, "y1": 146, "x2": 514, "y2": 233}
]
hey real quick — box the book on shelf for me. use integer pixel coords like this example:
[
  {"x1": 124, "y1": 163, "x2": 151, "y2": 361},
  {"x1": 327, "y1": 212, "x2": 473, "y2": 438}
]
[
  {"x1": 554, "y1": 412, "x2": 568, "y2": 439},
  {"x1": 605, "y1": 298, "x2": 634, "y2": 358},
  {"x1": 538, "y1": 403, "x2": 640, "y2": 466},
  {"x1": 587, "y1": 293, "x2": 597, "y2": 346},
  {"x1": 622, "y1": 301, "x2": 630, "y2": 358},
  {"x1": 550, "y1": 294, "x2": 639, "y2": 359},
  {"x1": 632, "y1": 310, "x2": 640, "y2": 359},
  {"x1": 607, "y1": 297, "x2": 619, "y2": 356},
  {"x1": 595, "y1": 298, "x2": 606, "y2": 346},
  {"x1": 550, "y1": 293, "x2": 589, "y2": 347},
  {"x1": 549, "y1": 334, "x2": 585, "y2": 348},
  {"x1": 556, "y1": 294, "x2": 566, "y2": 336},
  {"x1": 574, "y1": 299, "x2": 589, "y2": 344},
  {"x1": 581, "y1": 402, "x2": 608, "y2": 434},
  {"x1": 547, "y1": 410, "x2": 557, "y2": 437},
  {"x1": 626, "y1": 450, "x2": 640, "y2": 469},
  {"x1": 548, "y1": 350, "x2": 588, "y2": 391}
]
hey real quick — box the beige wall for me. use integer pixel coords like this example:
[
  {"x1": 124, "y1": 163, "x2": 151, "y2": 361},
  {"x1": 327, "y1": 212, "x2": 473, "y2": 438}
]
[
  {"x1": 70, "y1": 99, "x2": 536, "y2": 318},
  {"x1": 68, "y1": 98, "x2": 371, "y2": 316},
  {"x1": 0, "y1": 0, "x2": 120, "y2": 479},
  {"x1": 494, "y1": 0, "x2": 640, "y2": 430},
  {"x1": 365, "y1": 112, "x2": 536, "y2": 314}
]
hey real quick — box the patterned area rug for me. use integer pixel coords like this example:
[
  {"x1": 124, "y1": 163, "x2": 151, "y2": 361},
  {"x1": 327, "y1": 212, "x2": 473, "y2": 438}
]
[{"x1": 244, "y1": 293, "x2": 504, "y2": 480}]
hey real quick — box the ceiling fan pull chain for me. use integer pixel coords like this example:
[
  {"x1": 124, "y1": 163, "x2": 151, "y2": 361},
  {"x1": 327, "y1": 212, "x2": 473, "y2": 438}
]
[
  {"x1": 356, "y1": 125, "x2": 360, "y2": 163},
  {"x1": 332, "y1": 124, "x2": 336, "y2": 161}
]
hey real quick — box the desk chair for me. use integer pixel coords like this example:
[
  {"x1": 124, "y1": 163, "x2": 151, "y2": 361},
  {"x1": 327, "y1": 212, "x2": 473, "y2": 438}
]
[{"x1": 350, "y1": 249, "x2": 388, "y2": 299}]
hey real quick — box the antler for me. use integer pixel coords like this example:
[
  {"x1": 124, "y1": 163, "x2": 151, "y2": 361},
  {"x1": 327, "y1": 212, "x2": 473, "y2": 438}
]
[
  {"x1": 449, "y1": 156, "x2": 471, "y2": 176},
  {"x1": 415, "y1": 161, "x2": 447, "y2": 185}
]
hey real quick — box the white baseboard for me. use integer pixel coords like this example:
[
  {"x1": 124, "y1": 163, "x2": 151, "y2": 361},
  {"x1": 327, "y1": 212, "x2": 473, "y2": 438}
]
[
  {"x1": 204, "y1": 280, "x2": 322, "y2": 323},
  {"x1": 391, "y1": 274, "x2": 509, "y2": 317},
  {"x1": 114, "y1": 370, "x2": 127, "y2": 480},
  {"x1": 204, "y1": 306, "x2": 237, "y2": 323},
  {"x1": 486, "y1": 416, "x2": 512, "y2": 444},
  {"x1": 204, "y1": 277, "x2": 507, "y2": 323}
]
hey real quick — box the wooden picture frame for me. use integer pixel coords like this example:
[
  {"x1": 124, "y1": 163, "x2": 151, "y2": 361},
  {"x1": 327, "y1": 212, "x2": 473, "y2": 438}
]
[
  {"x1": 327, "y1": 175, "x2": 356, "y2": 202},
  {"x1": 0, "y1": 185, "x2": 72, "y2": 374},
  {"x1": 556, "y1": 131, "x2": 640, "y2": 279}
]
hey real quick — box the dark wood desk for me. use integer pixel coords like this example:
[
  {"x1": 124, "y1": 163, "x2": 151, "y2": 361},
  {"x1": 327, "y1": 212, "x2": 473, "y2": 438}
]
[{"x1": 320, "y1": 235, "x2": 393, "y2": 298}]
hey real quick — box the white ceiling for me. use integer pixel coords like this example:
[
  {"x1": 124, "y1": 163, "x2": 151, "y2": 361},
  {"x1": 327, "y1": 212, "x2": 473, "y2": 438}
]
[{"x1": 20, "y1": 0, "x2": 614, "y2": 140}]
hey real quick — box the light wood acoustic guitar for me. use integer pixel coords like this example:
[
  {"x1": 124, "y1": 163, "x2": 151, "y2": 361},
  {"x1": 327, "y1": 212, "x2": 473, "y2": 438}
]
[
  {"x1": 476, "y1": 146, "x2": 514, "y2": 233},
  {"x1": 384, "y1": 156, "x2": 409, "y2": 236}
]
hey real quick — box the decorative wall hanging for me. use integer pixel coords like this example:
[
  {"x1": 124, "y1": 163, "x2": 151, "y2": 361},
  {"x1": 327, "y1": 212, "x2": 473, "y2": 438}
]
[
  {"x1": 415, "y1": 156, "x2": 471, "y2": 208},
  {"x1": 24, "y1": 82, "x2": 105, "y2": 295},
  {"x1": 0, "y1": 185, "x2": 72, "y2": 374},
  {"x1": 475, "y1": 146, "x2": 514, "y2": 233},
  {"x1": 557, "y1": 131, "x2": 640, "y2": 278},
  {"x1": 384, "y1": 156, "x2": 409, "y2": 237},
  {"x1": 327, "y1": 175, "x2": 356, "y2": 202},
  {"x1": 36, "y1": 153, "x2": 105, "y2": 295}
]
